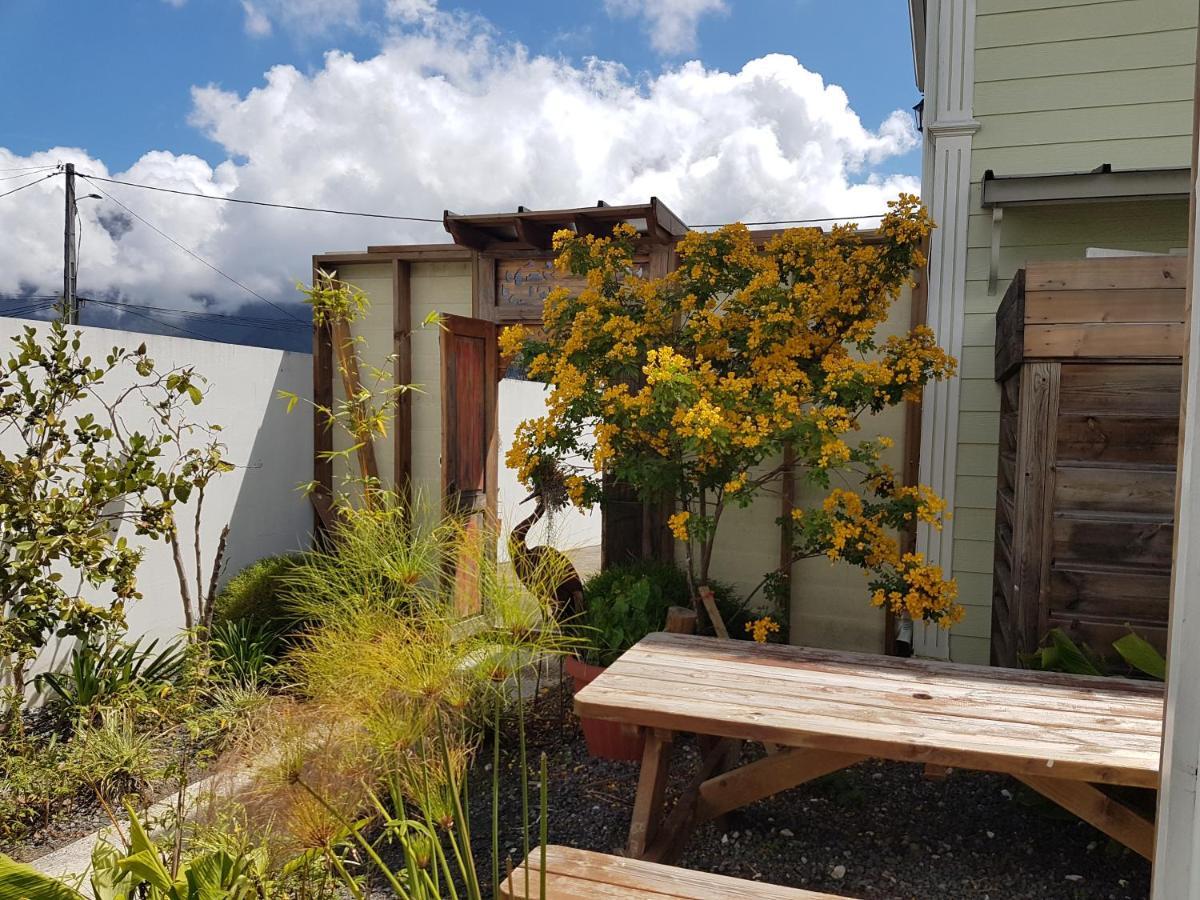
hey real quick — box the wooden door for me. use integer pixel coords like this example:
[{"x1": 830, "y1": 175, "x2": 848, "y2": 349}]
[{"x1": 441, "y1": 314, "x2": 498, "y2": 614}]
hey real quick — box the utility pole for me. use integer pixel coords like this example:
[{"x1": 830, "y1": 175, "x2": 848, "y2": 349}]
[{"x1": 62, "y1": 163, "x2": 78, "y2": 324}]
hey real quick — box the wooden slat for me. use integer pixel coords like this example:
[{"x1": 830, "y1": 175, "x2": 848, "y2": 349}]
[
  {"x1": 1023, "y1": 322, "x2": 1186, "y2": 359},
  {"x1": 1015, "y1": 775, "x2": 1155, "y2": 860},
  {"x1": 1025, "y1": 257, "x2": 1188, "y2": 293},
  {"x1": 1051, "y1": 512, "x2": 1174, "y2": 570},
  {"x1": 393, "y1": 259, "x2": 412, "y2": 499},
  {"x1": 1011, "y1": 362, "x2": 1060, "y2": 665},
  {"x1": 1048, "y1": 566, "x2": 1172, "y2": 623},
  {"x1": 1058, "y1": 364, "x2": 1181, "y2": 415},
  {"x1": 995, "y1": 269, "x2": 1026, "y2": 380},
  {"x1": 1054, "y1": 465, "x2": 1177, "y2": 516},
  {"x1": 1056, "y1": 414, "x2": 1180, "y2": 466},
  {"x1": 1025, "y1": 289, "x2": 1185, "y2": 325},
  {"x1": 502, "y1": 846, "x2": 846, "y2": 899}
]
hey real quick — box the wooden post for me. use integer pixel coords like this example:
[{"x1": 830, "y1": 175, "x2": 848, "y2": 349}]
[
  {"x1": 664, "y1": 607, "x2": 697, "y2": 634},
  {"x1": 393, "y1": 259, "x2": 412, "y2": 502},
  {"x1": 1151, "y1": 24, "x2": 1200, "y2": 897}
]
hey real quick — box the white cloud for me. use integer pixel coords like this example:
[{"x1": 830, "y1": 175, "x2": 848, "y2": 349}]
[
  {"x1": 604, "y1": 0, "x2": 728, "y2": 55},
  {"x1": 241, "y1": 2, "x2": 273, "y2": 37},
  {"x1": 0, "y1": 22, "x2": 918, "y2": 334}
]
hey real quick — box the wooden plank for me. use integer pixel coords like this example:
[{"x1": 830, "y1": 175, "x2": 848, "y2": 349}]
[
  {"x1": 1015, "y1": 774, "x2": 1155, "y2": 860},
  {"x1": 696, "y1": 748, "x2": 864, "y2": 822},
  {"x1": 330, "y1": 317, "x2": 381, "y2": 488},
  {"x1": 1010, "y1": 361, "x2": 1060, "y2": 663},
  {"x1": 311, "y1": 309, "x2": 335, "y2": 531},
  {"x1": 1025, "y1": 289, "x2": 1185, "y2": 325},
  {"x1": 1058, "y1": 364, "x2": 1181, "y2": 416},
  {"x1": 1025, "y1": 257, "x2": 1188, "y2": 293},
  {"x1": 1049, "y1": 565, "x2": 1172, "y2": 624},
  {"x1": 393, "y1": 259, "x2": 412, "y2": 500},
  {"x1": 1023, "y1": 322, "x2": 1186, "y2": 359},
  {"x1": 1054, "y1": 464, "x2": 1177, "y2": 516},
  {"x1": 628, "y1": 729, "x2": 673, "y2": 858},
  {"x1": 1056, "y1": 414, "x2": 1180, "y2": 466},
  {"x1": 1052, "y1": 511, "x2": 1173, "y2": 571},
  {"x1": 643, "y1": 738, "x2": 739, "y2": 864},
  {"x1": 502, "y1": 846, "x2": 845, "y2": 899},
  {"x1": 473, "y1": 253, "x2": 497, "y2": 322},
  {"x1": 995, "y1": 268, "x2": 1026, "y2": 380}
]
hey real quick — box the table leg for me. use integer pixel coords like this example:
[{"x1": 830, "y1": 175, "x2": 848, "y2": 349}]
[
  {"x1": 1014, "y1": 774, "x2": 1155, "y2": 860},
  {"x1": 697, "y1": 747, "x2": 865, "y2": 823},
  {"x1": 627, "y1": 728, "x2": 674, "y2": 858},
  {"x1": 643, "y1": 737, "x2": 740, "y2": 865}
]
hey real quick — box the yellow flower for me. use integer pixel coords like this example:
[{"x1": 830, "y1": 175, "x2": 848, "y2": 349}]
[
  {"x1": 745, "y1": 616, "x2": 781, "y2": 643},
  {"x1": 668, "y1": 510, "x2": 691, "y2": 542}
]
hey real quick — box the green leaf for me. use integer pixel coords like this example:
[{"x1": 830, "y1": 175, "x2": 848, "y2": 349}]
[
  {"x1": 186, "y1": 384, "x2": 203, "y2": 405},
  {"x1": 1046, "y1": 628, "x2": 1104, "y2": 676},
  {"x1": 0, "y1": 854, "x2": 85, "y2": 899},
  {"x1": 1113, "y1": 630, "x2": 1166, "y2": 681}
]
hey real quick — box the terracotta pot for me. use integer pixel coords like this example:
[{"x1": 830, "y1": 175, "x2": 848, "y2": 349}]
[{"x1": 565, "y1": 655, "x2": 646, "y2": 761}]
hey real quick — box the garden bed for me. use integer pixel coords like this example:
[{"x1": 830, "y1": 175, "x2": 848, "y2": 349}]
[{"x1": 468, "y1": 681, "x2": 1151, "y2": 900}]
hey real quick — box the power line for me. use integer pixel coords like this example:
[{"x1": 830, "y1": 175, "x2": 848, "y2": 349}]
[
  {"x1": 0, "y1": 299, "x2": 56, "y2": 318},
  {"x1": 76, "y1": 171, "x2": 444, "y2": 224},
  {"x1": 77, "y1": 174, "x2": 307, "y2": 324},
  {"x1": 0, "y1": 164, "x2": 56, "y2": 174},
  {"x1": 0, "y1": 172, "x2": 57, "y2": 201},
  {"x1": 0, "y1": 168, "x2": 55, "y2": 183},
  {"x1": 87, "y1": 300, "x2": 214, "y2": 341},
  {"x1": 88, "y1": 297, "x2": 309, "y2": 333}
]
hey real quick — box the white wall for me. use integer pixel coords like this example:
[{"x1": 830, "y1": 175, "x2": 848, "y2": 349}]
[
  {"x1": 496, "y1": 377, "x2": 601, "y2": 561},
  {"x1": 0, "y1": 320, "x2": 313, "y2": 674}
]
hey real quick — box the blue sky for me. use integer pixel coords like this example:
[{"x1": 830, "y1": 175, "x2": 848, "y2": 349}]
[
  {"x1": 0, "y1": 0, "x2": 924, "y2": 349},
  {"x1": 1, "y1": 0, "x2": 920, "y2": 174}
]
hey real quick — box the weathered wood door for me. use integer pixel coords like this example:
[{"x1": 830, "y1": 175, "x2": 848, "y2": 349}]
[{"x1": 441, "y1": 314, "x2": 498, "y2": 614}]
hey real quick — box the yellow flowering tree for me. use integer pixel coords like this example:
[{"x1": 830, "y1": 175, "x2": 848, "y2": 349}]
[{"x1": 502, "y1": 195, "x2": 963, "y2": 630}]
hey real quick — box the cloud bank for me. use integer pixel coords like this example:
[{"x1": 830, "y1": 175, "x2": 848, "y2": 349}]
[{"x1": 0, "y1": 18, "x2": 918, "y2": 346}]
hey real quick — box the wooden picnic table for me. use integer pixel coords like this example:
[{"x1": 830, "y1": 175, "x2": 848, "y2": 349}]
[{"x1": 574, "y1": 632, "x2": 1164, "y2": 864}]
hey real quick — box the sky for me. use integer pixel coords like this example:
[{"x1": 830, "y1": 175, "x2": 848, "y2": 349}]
[{"x1": 0, "y1": 0, "x2": 923, "y2": 350}]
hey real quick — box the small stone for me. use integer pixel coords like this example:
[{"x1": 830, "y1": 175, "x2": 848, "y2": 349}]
[
  {"x1": 872, "y1": 772, "x2": 883, "y2": 780},
  {"x1": 1086, "y1": 841, "x2": 1097, "y2": 852},
  {"x1": 779, "y1": 828, "x2": 794, "y2": 838},
  {"x1": 1064, "y1": 874, "x2": 1083, "y2": 882},
  {"x1": 831, "y1": 865, "x2": 846, "y2": 880},
  {"x1": 1001, "y1": 789, "x2": 1013, "y2": 800},
  {"x1": 986, "y1": 831, "x2": 995, "y2": 839},
  {"x1": 731, "y1": 831, "x2": 740, "y2": 839}
]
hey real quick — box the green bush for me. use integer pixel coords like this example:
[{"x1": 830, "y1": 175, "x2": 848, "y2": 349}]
[
  {"x1": 212, "y1": 554, "x2": 303, "y2": 633},
  {"x1": 35, "y1": 637, "x2": 186, "y2": 722},
  {"x1": 579, "y1": 561, "x2": 737, "y2": 666}
]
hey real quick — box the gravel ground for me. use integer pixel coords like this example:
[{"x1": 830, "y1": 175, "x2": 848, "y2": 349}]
[{"x1": 468, "y1": 682, "x2": 1151, "y2": 900}]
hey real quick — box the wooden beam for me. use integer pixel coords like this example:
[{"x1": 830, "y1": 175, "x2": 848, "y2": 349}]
[
  {"x1": 443, "y1": 211, "x2": 496, "y2": 251},
  {"x1": 330, "y1": 317, "x2": 381, "y2": 489},
  {"x1": 312, "y1": 263, "x2": 335, "y2": 531},
  {"x1": 696, "y1": 748, "x2": 864, "y2": 823},
  {"x1": 628, "y1": 729, "x2": 674, "y2": 858},
  {"x1": 1017, "y1": 774, "x2": 1155, "y2": 860},
  {"x1": 643, "y1": 738, "x2": 740, "y2": 864},
  {"x1": 393, "y1": 259, "x2": 412, "y2": 502},
  {"x1": 514, "y1": 217, "x2": 556, "y2": 251}
]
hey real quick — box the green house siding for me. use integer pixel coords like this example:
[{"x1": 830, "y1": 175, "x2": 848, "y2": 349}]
[{"x1": 935, "y1": 0, "x2": 1196, "y2": 664}]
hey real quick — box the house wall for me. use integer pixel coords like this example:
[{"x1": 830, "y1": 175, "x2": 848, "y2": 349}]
[
  {"x1": 0, "y1": 320, "x2": 313, "y2": 680},
  {"x1": 935, "y1": 0, "x2": 1196, "y2": 663}
]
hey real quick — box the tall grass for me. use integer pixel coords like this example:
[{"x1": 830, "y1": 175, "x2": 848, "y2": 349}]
[{"x1": 205, "y1": 494, "x2": 576, "y2": 898}]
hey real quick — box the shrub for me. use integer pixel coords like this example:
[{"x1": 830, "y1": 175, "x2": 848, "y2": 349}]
[
  {"x1": 67, "y1": 710, "x2": 164, "y2": 803},
  {"x1": 208, "y1": 620, "x2": 281, "y2": 688},
  {"x1": 35, "y1": 636, "x2": 186, "y2": 722},
  {"x1": 579, "y1": 561, "x2": 738, "y2": 666},
  {"x1": 212, "y1": 554, "x2": 303, "y2": 634}
]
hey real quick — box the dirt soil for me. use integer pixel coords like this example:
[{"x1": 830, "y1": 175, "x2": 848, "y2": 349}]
[{"x1": 468, "y1": 681, "x2": 1151, "y2": 900}]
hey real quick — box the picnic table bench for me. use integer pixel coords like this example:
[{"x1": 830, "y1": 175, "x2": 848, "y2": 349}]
[
  {"x1": 500, "y1": 845, "x2": 851, "y2": 899},
  {"x1": 575, "y1": 632, "x2": 1164, "y2": 864}
]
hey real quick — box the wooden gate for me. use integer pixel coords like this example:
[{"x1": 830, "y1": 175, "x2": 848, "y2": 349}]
[{"x1": 441, "y1": 314, "x2": 498, "y2": 614}]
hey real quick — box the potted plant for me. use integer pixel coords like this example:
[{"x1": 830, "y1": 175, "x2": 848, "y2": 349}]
[{"x1": 569, "y1": 562, "x2": 737, "y2": 760}]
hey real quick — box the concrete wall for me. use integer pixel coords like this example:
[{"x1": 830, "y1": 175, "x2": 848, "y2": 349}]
[
  {"x1": 0, "y1": 320, "x2": 313, "y2": 675},
  {"x1": 929, "y1": 0, "x2": 1198, "y2": 663}
]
